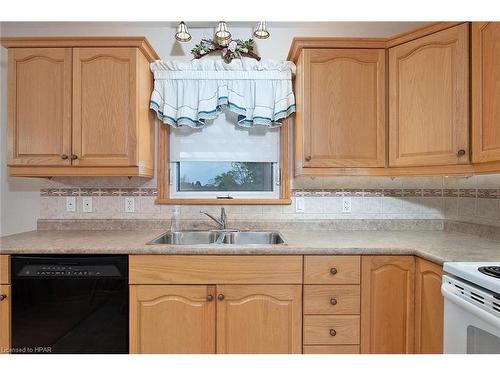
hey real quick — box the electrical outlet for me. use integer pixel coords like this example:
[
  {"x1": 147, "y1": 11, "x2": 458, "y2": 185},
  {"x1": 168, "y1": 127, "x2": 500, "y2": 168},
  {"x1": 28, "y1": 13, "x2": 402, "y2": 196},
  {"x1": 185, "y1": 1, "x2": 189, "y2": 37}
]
[
  {"x1": 125, "y1": 197, "x2": 135, "y2": 213},
  {"x1": 295, "y1": 197, "x2": 305, "y2": 213},
  {"x1": 66, "y1": 197, "x2": 76, "y2": 212},
  {"x1": 342, "y1": 197, "x2": 352, "y2": 213},
  {"x1": 82, "y1": 197, "x2": 93, "y2": 213}
]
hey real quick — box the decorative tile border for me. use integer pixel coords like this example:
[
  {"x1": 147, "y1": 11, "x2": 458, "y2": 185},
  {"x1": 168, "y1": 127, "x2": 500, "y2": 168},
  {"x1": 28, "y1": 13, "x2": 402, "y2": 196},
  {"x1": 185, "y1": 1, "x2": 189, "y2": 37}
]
[
  {"x1": 291, "y1": 189, "x2": 500, "y2": 199},
  {"x1": 40, "y1": 188, "x2": 158, "y2": 197},
  {"x1": 40, "y1": 187, "x2": 500, "y2": 199}
]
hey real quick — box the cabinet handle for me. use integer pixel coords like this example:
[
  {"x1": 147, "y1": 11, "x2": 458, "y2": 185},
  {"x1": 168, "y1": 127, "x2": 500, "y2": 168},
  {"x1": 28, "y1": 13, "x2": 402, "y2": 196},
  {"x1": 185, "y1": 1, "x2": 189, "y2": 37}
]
[
  {"x1": 217, "y1": 294, "x2": 225, "y2": 301},
  {"x1": 329, "y1": 329, "x2": 337, "y2": 337},
  {"x1": 330, "y1": 267, "x2": 338, "y2": 275},
  {"x1": 305, "y1": 156, "x2": 312, "y2": 162},
  {"x1": 330, "y1": 298, "x2": 338, "y2": 306},
  {"x1": 71, "y1": 154, "x2": 78, "y2": 160},
  {"x1": 457, "y1": 149, "x2": 466, "y2": 157},
  {"x1": 207, "y1": 294, "x2": 214, "y2": 302},
  {"x1": 61, "y1": 154, "x2": 69, "y2": 160},
  {"x1": 0, "y1": 294, "x2": 6, "y2": 301}
]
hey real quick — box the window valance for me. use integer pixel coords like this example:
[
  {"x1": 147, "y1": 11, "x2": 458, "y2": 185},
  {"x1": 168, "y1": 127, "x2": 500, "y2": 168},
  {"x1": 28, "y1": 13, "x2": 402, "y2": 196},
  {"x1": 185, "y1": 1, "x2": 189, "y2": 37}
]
[{"x1": 149, "y1": 58, "x2": 296, "y2": 128}]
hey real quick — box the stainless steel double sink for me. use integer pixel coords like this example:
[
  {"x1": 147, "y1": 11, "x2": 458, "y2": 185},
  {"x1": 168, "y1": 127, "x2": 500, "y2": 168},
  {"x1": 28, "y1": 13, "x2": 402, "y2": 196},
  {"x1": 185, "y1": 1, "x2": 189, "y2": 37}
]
[{"x1": 147, "y1": 230, "x2": 285, "y2": 245}]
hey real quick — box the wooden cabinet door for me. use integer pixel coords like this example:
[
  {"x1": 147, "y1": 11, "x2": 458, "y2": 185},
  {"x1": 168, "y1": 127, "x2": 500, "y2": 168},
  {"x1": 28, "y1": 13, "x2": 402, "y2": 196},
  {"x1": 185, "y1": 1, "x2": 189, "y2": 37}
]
[
  {"x1": 361, "y1": 256, "x2": 415, "y2": 354},
  {"x1": 298, "y1": 49, "x2": 386, "y2": 168},
  {"x1": 72, "y1": 48, "x2": 138, "y2": 167},
  {"x1": 472, "y1": 22, "x2": 500, "y2": 163},
  {"x1": 7, "y1": 48, "x2": 72, "y2": 166},
  {"x1": 0, "y1": 285, "x2": 11, "y2": 354},
  {"x1": 415, "y1": 258, "x2": 443, "y2": 354},
  {"x1": 130, "y1": 285, "x2": 216, "y2": 354},
  {"x1": 216, "y1": 285, "x2": 302, "y2": 354},
  {"x1": 389, "y1": 24, "x2": 469, "y2": 167}
]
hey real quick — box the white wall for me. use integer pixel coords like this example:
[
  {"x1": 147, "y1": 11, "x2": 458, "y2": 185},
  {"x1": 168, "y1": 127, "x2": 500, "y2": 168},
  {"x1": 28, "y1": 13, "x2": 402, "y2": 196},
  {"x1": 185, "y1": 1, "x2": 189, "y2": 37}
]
[
  {"x1": 0, "y1": 21, "x2": 425, "y2": 234},
  {"x1": 0, "y1": 23, "x2": 41, "y2": 236}
]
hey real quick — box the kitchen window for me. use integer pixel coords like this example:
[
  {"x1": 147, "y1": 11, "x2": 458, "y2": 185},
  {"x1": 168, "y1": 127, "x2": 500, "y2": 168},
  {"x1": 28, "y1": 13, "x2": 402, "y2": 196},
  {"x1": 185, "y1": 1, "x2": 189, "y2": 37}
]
[{"x1": 157, "y1": 113, "x2": 291, "y2": 204}]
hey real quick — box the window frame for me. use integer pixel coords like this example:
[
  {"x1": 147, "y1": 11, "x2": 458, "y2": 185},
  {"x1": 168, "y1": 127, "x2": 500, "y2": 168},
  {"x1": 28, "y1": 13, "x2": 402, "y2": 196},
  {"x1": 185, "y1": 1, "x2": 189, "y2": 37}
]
[{"x1": 155, "y1": 120, "x2": 291, "y2": 205}]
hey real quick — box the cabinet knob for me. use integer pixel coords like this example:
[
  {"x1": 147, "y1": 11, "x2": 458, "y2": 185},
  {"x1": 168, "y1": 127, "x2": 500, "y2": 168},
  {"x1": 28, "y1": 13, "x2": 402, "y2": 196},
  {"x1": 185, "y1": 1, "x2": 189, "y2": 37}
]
[
  {"x1": 330, "y1": 267, "x2": 338, "y2": 275},
  {"x1": 0, "y1": 294, "x2": 6, "y2": 301},
  {"x1": 217, "y1": 294, "x2": 225, "y2": 301},
  {"x1": 330, "y1": 298, "x2": 338, "y2": 306},
  {"x1": 305, "y1": 156, "x2": 312, "y2": 162},
  {"x1": 207, "y1": 294, "x2": 214, "y2": 302},
  {"x1": 457, "y1": 149, "x2": 466, "y2": 157},
  {"x1": 71, "y1": 154, "x2": 78, "y2": 160},
  {"x1": 329, "y1": 329, "x2": 337, "y2": 337},
  {"x1": 61, "y1": 154, "x2": 69, "y2": 160}
]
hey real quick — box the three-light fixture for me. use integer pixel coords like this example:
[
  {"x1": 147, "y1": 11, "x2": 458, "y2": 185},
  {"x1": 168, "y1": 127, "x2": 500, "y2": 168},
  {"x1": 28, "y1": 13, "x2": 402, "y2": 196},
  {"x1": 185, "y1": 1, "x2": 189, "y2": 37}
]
[{"x1": 174, "y1": 21, "x2": 270, "y2": 43}]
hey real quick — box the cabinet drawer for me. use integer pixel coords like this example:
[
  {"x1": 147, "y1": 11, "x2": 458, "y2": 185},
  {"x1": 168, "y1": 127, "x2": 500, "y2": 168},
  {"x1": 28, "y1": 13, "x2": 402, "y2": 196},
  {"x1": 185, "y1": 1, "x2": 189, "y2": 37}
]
[
  {"x1": 304, "y1": 285, "x2": 360, "y2": 315},
  {"x1": 0, "y1": 256, "x2": 10, "y2": 284},
  {"x1": 129, "y1": 255, "x2": 303, "y2": 284},
  {"x1": 303, "y1": 345, "x2": 360, "y2": 354},
  {"x1": 304, "y1": 315, "x2": 360, "y2": 345},
  {"x1": 304, "y1": 256, "x2": 360, "y2": 284}
]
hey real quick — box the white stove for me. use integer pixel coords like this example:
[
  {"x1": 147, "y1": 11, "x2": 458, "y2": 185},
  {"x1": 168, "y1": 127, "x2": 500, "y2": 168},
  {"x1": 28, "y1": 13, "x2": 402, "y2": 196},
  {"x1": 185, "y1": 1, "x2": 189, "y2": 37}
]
[{"x1": 442, "y1": 261, "x2": 500, "y2": 354}]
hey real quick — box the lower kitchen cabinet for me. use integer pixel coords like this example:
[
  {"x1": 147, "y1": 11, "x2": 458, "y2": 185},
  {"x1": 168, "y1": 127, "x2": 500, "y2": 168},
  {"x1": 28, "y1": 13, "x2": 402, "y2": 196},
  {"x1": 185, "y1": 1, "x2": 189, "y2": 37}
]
[
  {"x1": 360, "y1": 256, "x2": 415, "y2": 354},
  {"x1": 129, "y1": 285, "x2": 216, "y2": 354},
  {"x1": 303, "y1": 345, "x2": 360, "y2": 354},
  {"x1": 129, "y1": 283, "x2": 302, "y2": 354},
  {"x1": 217, "y1": 285, "x2": 302, "y2": 354},
  {"x1": 0, "y1": 285, "x2": 10, "y2": 354},
  {"x1": 414, "y1": 258, "x2": 444, "y2": 354}
]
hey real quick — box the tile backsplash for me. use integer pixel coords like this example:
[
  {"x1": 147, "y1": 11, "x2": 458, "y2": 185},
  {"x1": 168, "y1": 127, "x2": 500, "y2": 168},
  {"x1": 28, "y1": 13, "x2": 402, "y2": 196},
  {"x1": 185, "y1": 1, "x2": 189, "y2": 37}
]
[{"x1": 38, "y1": 174, "x2": 500, "y2": 227}]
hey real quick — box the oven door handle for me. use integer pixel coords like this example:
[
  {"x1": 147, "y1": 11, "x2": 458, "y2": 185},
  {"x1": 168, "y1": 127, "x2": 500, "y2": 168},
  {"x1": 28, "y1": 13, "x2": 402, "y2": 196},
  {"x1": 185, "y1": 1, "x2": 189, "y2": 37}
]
[{"x1": 442, "y1": 283, "x2": 500, "y2": 330}]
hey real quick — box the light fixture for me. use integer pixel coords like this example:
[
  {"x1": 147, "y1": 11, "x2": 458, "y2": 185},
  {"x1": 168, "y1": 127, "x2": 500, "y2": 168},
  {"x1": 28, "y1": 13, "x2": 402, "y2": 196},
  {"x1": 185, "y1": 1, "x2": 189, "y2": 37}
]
[
  {"x1": 215, "y1": 21, "x2": 231, "y2": 43},
  {"x1": 253, "y1": 21, "x2": 270, "y2": 39},
  {"x1": 175, "y1": 21, "x2": 192, "y2": 42}
]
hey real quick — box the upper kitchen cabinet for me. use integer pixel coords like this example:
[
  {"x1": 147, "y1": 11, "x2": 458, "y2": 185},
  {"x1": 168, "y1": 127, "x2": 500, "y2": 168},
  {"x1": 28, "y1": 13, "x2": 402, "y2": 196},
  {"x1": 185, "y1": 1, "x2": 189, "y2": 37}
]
[
  {"x1": 389, "y1": 23, "x2": 469, "y2": 167},
  {"x1": 1, "y1": 37, "x2": 159, "y2": 177},
  {"x1": 293, "y1": 46, "x2": 386, "y2": 173},
  {"x1": 7, "y1": 48, "x2": 72, "y2": 166},
  {"x1": 472, "y1": 22, "x2": 500, "y2": 164}
]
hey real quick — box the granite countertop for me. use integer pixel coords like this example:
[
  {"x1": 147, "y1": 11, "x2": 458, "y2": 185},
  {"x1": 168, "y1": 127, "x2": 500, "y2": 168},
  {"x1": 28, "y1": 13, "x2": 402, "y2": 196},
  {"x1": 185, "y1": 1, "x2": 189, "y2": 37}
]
[{"x1": 1, "y1": 229, "x2": 500, "y2": 264}]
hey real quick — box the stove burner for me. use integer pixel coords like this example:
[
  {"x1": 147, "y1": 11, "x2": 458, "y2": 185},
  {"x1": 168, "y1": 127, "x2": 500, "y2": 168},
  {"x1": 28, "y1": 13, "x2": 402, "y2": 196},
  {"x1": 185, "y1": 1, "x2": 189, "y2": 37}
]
[{"x1": 478, "y1": 266, "x2": 500, "y2": 279}]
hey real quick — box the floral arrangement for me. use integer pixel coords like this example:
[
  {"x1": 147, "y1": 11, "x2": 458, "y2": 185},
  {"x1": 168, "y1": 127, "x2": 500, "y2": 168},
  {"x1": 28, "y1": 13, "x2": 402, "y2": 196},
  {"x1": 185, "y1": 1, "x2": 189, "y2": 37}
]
[{"x1": 191, "y1": 38, "x2": 259, "y2": 64}]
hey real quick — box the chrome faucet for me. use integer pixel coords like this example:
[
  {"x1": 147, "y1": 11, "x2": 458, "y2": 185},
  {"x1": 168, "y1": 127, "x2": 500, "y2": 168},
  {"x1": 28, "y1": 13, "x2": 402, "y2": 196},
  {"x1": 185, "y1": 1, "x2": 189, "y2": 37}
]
[{"x1": 200, "y1": 207, "x2": 228, "y2": 230}]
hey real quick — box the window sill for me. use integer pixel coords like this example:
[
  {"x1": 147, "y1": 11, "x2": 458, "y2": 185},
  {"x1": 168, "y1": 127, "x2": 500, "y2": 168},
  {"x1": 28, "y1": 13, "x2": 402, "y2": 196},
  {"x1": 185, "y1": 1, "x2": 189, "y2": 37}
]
[{"x1": 155, "y1": 198, "x2": 292, "y2": 205}]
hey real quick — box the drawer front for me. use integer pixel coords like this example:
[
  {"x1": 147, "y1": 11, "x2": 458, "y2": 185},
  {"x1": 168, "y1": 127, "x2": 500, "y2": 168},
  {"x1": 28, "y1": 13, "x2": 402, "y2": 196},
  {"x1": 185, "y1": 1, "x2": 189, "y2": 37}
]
[
  {"x1": 129, "y1": 255, "x2": 303, "y2": 284},
  {"x1": 304, "y1": 256, "x2": 360, "y2": 284},
  {"x1": 304, "y1": 285, "x2": 360, "y2": 315},
  {"x1": 304, "y1": 315, "x2": 360, "y2": 345},
  {"x1": 0, "y1": 256, "x2": 10, "y2": 284},
  {"x1": 303, "y1": 345, "x2": 360, "y2": 354}
]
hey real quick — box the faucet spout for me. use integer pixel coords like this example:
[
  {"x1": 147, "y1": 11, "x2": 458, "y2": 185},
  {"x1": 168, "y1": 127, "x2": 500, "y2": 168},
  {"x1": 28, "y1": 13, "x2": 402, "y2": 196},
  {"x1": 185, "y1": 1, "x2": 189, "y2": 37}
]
[{"x1": 200, "y1": 207, "x2": 227, "y2": 230}]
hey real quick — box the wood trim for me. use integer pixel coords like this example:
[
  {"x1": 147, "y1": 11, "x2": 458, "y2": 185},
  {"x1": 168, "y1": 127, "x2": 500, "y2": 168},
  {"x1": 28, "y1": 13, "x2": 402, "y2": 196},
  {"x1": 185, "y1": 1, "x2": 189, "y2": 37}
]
[
  {"x1": 129, "y1": 255, "x2": 303, "y2": 285},
  {"x1": 8, "y1": 166, "x2": 153, "y2": 177},
  {"x1": 0, "y1": 37, "x2": 160, "y2": 62},
  {"x1": 156, "y1": 119, "x2": 292, "y2": 205},
  {"x1": 294, "y1": 164, "x2": 475, "y2": 177},
  {"x1": 287, "y1": 23, "x2": 465, "y2": 63},
  {"x1": 0, "y1": 256, "x2": 10, "y2": 285},
  {"x1": 386, "y1": 22, "x2": 466, "y2": 48},
  {"x1": 287, "y1": 38, "x2": 387, "y2": 62},
  {"x1": 303, "y1": 345, "x2": 360, "y2": 354}
]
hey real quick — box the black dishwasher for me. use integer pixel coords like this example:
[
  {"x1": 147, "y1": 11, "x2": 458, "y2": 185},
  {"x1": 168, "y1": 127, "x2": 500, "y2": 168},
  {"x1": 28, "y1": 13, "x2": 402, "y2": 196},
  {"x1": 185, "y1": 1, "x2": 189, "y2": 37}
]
[{"x1": 11, "y1": 255, "x2": 128, "y2": 354}]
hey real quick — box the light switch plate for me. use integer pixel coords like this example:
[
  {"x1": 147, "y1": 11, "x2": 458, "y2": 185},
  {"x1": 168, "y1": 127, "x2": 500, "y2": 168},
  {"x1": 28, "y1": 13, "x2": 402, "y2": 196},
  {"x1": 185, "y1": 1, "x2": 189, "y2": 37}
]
[
  {"x1": 82, "y1": 197, "x2": 93, "y2": 213},
  {"x1": 125, "y1": 197, "x2": 135, "y2": 213},
  {"x1": 66, "y1": 197, "x2": 76, "y2": 212},
  {"x1": 295, "y1": 197, "x2": 305, "y2": 213},
  {"x1": 342, "y1": 197, "x2": 352, "y2": 213}
]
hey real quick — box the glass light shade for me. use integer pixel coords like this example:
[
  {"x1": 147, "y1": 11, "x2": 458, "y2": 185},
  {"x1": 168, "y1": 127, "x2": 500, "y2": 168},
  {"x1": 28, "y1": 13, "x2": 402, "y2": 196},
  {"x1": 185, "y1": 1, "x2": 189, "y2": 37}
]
[
  {"x1": 253, "y1": 21, "x2": 270, "y2": 39},
  {"x1": 175, "y1": 21, "x2": 192, "y2": 42},
  {"x1": 215, "y1": 21, "x2": 231, "y2": 42}
]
